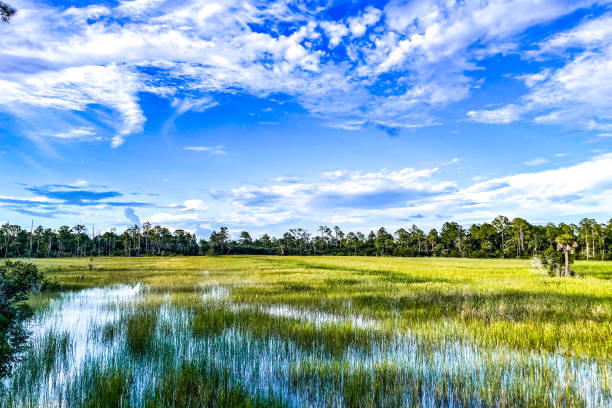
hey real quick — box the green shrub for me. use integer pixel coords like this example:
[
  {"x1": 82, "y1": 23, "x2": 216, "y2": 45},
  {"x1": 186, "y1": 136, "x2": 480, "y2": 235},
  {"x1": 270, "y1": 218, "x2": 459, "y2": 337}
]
[{"x1": 0, "y1": 260, "x2": 45, "y2": 377}]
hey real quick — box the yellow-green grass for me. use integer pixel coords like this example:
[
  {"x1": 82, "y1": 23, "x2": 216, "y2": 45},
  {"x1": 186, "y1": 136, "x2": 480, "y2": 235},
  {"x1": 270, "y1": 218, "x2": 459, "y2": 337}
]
[
  {"x1": 29, "y1": 256, "x2": 612, "y2": 360},
  {"x1": 3, "y1": 255, "x2": 610, "y2": 407}
]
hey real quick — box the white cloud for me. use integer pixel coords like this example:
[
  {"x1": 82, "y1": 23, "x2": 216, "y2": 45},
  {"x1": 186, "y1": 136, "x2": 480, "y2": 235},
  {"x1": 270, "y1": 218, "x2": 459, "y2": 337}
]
[
  {"x1": 533, "y1": 13, "x2": 612, "y2": 55},
  {"x1": 320, "y1": 21, "x2": 348, "y2": 48},
  {"x1": 48, "y1": 127, "x2": 98, "y2": 140},
  {"x1": 1, "y1": 0, "x2": 602, "y2": 144},
  {"x1": 524, "y1": 157, "x2": 549, "y2": 166},
  {"x1": 322, "y1": 170, "x2": 346, "y2": 180},
  {"x1": 467, "y1": 105, "x2": 523, "y2": 124},
  {"x1": 452, "y1": 153, "x2": 612, "y2": 215},
  {"x1": 467, "y1": 11, "x2": 612, "y2": 129},
  {"x1": 72, "y1": 179, "x2": 89, "y2": 187},
  {"x1": 116, "y1": 0, "x2": 164, "y2": 16},
  {"x1": 183, "y1": 146, "x2": 227, "y2": 155},
  {"x1": 210, "y1": 154, "x2": 612, "y2": 229},
  {"x1": 0, "y1": 64, "x2": 144, "y2": 147},
  {"x1": 145, "y1": 212, "x2": 203, "y2": 224},
  {"x1": 110, "y1": 153, "x2": 612, "y2": 233},
  {"x1": 183, "y1": 199, "x2": 206, "y2": 210},
  {"x1": 171, "y1": 97, "x2": 218, "y2": 115},
  {"x1": 347, "y1": 7, "x2": 381, "y2": 37}
]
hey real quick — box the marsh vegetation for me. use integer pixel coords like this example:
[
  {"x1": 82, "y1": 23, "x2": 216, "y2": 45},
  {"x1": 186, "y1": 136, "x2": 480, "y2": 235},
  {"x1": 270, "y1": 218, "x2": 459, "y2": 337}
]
[{"x1": 1, "y1": 256, "x2": 611, "y2": 407}]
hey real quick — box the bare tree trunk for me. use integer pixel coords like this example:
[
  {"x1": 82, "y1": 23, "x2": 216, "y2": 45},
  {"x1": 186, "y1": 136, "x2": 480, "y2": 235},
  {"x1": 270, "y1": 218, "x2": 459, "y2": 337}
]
[
  {"x1": 585, "y1": 237, "x2": 589, "y2": 260},
  {"x1": 29, "y1": 220, "x2": 33, "y2": 259}
]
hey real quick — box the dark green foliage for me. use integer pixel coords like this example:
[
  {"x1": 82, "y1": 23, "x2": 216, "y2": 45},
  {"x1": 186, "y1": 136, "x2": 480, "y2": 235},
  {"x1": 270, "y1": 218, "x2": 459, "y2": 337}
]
[
  {"x1": 2, "y1": 217, "x2": 612, "y2": 260},
  {"x1": 539, "y1": 247, "x2": 566, "y2": 276},
  {"x1": 0, "y1": 260, "x2": 45, "y2": 377},
  {"x1": 281, "y1": 282, "x2": 311, "y2": 292},
  {"x1": 0, "y1": 1, "x2": 16, "y2": 22}
]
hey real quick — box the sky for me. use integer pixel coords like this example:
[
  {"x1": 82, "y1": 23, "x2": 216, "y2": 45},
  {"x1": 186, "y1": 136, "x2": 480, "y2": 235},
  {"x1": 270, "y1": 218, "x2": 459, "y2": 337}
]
[{"x1": 0, "y1": 0, "x2": 611, "y2": 238}]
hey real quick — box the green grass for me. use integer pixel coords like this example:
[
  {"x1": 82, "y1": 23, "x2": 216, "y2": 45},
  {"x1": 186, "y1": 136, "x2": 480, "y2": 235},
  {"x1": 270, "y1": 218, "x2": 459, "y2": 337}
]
[
  {"x1": 4, "y1": 255, "x2": 610, "y2": 407},
  {"x1": 30, "y1": 256, "x2": 612, "y2": 359},
  {"x1": 125, "y1": 306, "x2": 159, "y2": 356}
]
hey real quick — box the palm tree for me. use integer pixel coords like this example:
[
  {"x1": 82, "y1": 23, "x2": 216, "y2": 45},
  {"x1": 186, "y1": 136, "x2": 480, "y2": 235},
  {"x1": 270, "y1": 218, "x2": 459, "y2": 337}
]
[{"x1": 556, "y1": 233, "x2": 578, "y2": 277}]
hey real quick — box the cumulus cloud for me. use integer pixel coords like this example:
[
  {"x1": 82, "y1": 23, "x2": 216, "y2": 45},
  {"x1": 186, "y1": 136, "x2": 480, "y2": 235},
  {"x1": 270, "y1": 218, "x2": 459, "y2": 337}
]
[
  {"x1": 197, "y1": 153, "x2": 612, "y2": 230},
  {"x1": 1, "y1": 0, "x2": 604, "y2": 145},
  {"x1": 51, "y1": 152, "x2": 609, "y2": 234}
]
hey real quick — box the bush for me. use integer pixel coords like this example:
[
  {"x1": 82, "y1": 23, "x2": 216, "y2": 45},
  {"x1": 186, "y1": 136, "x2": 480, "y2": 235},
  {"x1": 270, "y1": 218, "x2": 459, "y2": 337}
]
[
  {"x1": 0, "y1": 260, "x2": 45, "y2": 377},
  {"x1": 538, "y1": 248, "x2": 567, "y2": 276}
]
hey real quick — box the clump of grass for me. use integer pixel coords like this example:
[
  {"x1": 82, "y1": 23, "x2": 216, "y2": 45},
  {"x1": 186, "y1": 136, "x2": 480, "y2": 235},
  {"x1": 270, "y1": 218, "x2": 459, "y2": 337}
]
[
  {"x1": 281, "y1": 282, "x2": 312, "y2": 292},
  {"x1": 291, "y1": 360, "x2": 403, "y2": 407},
  {"x1": 125, "y1": 308, "x2": 158, "y2": 356},
  {"x1": 144, "y1": 361, "x2": 286, "y2": 408},
  {"x1": 66, "y1": 364, "x2": 133, "y2": 408},
  {"x1": 191, "y1": 304, "x2": 389, "y2": 357},
  {"x1": 41, "y1": 330, "x2": 71, "y2": 375},
  {"x1": 192, "y1": 307, "x2": 230, "y2": 337},
  {"x1": 324, "y1": 278, "x2": 360, "y2": 287},
  {"x1": 101, "y1": 321, "x2": 119, "y2": 343}
]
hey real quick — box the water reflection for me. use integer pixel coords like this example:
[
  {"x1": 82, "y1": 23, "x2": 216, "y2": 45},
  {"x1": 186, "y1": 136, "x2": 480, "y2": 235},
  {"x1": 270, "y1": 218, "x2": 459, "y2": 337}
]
[{"x1": 1, "y1": 284, "x2": 610, "y2": 408}]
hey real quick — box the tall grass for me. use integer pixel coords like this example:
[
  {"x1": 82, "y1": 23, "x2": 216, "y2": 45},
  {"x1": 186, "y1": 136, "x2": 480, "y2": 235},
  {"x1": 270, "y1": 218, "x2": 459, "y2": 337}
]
[{"x1": 3, "y1": 256, "x2": 610, "y2": 407}]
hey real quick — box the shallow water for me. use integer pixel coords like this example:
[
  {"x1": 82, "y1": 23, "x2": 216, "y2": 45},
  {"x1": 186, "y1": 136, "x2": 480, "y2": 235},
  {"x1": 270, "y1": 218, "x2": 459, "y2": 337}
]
[{"x1": 2, "y1": 284, "x2": 611, "y2": 407}]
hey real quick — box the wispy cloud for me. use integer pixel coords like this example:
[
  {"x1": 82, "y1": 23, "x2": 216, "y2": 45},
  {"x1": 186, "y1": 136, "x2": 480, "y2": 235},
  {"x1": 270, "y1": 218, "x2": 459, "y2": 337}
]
[
  {"x1": 47, "y1": 127, "x2": 99, "y2": 141},
  {"x1": 467, "y1": 11, "x2": 612, "y2": 131},
  {"x1": 183, "y1": 146, "x2": 227, "y2": 155},
  {"x1": 467, "y1": 105, "x2": 522, "y2": 124},
  {"x1": 524, "y1": 157, "x2": 549, "y2": 166}
]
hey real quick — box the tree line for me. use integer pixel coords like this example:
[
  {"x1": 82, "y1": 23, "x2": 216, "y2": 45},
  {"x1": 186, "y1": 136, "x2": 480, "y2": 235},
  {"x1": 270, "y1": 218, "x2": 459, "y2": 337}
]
[{"x1": 1, "y1": 217, "x2": 611, "y2": 261}]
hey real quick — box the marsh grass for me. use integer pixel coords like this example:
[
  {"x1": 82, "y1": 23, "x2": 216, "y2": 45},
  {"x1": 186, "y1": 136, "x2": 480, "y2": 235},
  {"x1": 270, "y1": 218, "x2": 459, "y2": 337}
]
[
  {"x1": 143, "y1": 361, "x2": 286, "y2": 408},
  {"x1": 68, "y1": 364, "x2": 133, "y2": 408},
  {"x1": 3, "y1": 256, "x2": 611, "y2": 407},
  {"x1": 41, "y1": 330, "x2": 71, "y2": 375},
  {"x1": 192, "y1": 303, "x2": 384, "y2": 357},
  {"x1": 125, "y1": 308, "x2": 159, "y2": 356}
]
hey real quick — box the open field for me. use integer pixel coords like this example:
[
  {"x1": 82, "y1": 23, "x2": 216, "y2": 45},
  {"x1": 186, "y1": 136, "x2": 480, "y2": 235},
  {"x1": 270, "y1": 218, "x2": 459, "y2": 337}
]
[{"x1": 3, "y1": 256, "x2": 612, "y2": 407}]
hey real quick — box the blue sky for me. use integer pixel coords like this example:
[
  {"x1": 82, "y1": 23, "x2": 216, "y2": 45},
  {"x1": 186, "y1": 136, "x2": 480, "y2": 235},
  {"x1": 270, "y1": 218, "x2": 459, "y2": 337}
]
[{"x1": 1, "y1": 0, "x2": 611, "y2": 238}]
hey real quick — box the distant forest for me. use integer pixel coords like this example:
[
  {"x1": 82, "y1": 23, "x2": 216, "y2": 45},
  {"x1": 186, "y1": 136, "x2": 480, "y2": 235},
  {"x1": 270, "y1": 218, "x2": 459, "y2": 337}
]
[{"x1": 1, "y1": 216, "x2": 610, "y2": 260}]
